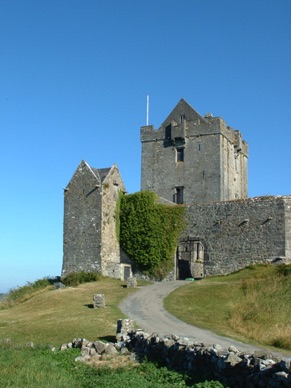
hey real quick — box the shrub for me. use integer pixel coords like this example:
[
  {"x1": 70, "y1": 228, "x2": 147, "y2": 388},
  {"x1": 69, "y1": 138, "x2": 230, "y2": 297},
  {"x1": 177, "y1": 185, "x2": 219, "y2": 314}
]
[
  {"x1": 119, "y1": 191, "x2": 186, "y2": 279},
  {"x1": 62, "y1": 271, "x2": 101, "y2": 287}
]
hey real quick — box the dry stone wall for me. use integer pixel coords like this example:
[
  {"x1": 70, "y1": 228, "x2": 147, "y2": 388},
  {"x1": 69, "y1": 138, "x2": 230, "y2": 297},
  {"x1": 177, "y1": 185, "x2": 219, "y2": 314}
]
[{"x1": 58, "y1": 320, "x2": 291, "y2": 388}]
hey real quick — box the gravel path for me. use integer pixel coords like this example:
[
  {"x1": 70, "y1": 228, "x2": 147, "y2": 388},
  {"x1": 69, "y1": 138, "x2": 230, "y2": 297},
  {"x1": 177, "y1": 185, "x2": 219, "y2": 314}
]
[{"x1": 119, "y1": 281, "x2": 271, "y2": 354}]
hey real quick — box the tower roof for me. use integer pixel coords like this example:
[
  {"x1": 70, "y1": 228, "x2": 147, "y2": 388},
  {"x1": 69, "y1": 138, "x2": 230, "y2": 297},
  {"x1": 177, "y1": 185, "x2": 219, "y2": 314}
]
[{"x1": 161, "y1": 98, "x2": 207, "y2": 127}]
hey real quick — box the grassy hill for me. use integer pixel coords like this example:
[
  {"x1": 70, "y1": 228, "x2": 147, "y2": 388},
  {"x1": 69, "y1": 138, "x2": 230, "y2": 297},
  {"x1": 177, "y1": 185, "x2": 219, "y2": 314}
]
[
  {"x1": 1, "y1": 264, "x2": 290, "y2": 351},
  {"x1": 0, "y1": 265, "x2": 290, "y2": 387},
  {"x1": 0, "y1": 276, "x2": 224, "y2": 387},
  {"x1": 165, "y1": 264, "x2": 291, "y2": 351},
  {"x1": 0, "y1": 277, "x2": 141, "y2": 347}
]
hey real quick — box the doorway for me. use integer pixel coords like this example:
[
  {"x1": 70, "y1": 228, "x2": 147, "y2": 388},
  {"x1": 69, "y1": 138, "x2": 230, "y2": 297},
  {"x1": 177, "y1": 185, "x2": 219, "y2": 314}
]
[{"x1": 176, "y1": 238, "x2": 205, "y2": 280}]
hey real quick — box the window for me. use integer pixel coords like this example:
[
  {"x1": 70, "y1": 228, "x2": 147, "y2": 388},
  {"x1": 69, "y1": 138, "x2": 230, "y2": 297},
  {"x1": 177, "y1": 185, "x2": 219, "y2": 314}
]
[
  {"x1": 176, "y1": 148, "x2": 184, "y2": 162},
  {"x1": 175, "y1": 186, "x2": 184, "y2": 204},
  {"x1": 180, "y1": 114, "x2": 186, "y2": 123}
]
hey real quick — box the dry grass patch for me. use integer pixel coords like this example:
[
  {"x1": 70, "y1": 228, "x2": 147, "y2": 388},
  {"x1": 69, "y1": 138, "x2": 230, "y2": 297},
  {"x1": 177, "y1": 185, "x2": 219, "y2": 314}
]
[
  {"x1": 0, "y1": 278, "x2": 146, "y2": 347},
  {"x1": 164, "y1": 264, "x2": 291, "y2": 351}
]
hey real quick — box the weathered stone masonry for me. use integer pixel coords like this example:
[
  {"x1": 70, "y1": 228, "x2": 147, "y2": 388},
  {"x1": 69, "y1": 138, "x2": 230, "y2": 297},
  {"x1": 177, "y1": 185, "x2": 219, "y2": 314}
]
[
  {"x1": 183, "y1": 196, "x2": 291, "y2": 276},
  {"x1": 62, "y1": 161, "x2": 131, "y2": 279},
  {"x1": 59, "y1": 322, "x2": 291, "y2": 388},
  {"x1": 62, "y1": 99, "x2": 291, "y2": 280},
  {"x1": 141, "y1": 98, "x2": 248, "y2": 204}
]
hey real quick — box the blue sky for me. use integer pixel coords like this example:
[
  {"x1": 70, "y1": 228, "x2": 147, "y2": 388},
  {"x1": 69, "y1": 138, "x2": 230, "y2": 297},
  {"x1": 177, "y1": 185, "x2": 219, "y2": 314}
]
[{"x1": 0, "y1": 0, "x2": 290, "y2": 293}]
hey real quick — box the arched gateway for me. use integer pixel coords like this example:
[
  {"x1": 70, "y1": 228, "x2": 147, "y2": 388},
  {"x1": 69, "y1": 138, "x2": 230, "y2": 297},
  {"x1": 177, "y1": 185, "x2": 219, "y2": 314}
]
[{"x1": 176, "y1": 238, "x2": 205, "y2": 280}]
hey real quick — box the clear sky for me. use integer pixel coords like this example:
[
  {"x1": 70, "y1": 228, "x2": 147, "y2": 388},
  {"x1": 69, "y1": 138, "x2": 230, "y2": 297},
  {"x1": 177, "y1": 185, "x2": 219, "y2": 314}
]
[{"x1": 1, "y1": 0, "x2": 290, "y2": 293}]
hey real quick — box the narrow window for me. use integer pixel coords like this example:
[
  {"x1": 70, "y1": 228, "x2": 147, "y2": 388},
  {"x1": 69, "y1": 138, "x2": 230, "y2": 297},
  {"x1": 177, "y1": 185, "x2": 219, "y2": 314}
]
[
  {"x1": 176, "y1": 148, "x2": 184, "y2": 162},
  {"x1": 175, "y1": 186, "x2": 184, "y2": 204},
  {"x1": 180, "y1": 114, "x2": 186, "y2": 123}
]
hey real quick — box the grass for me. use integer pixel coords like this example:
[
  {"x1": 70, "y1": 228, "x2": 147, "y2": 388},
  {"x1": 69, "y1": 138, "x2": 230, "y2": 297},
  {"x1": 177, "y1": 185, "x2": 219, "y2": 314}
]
[
  {"x1": 1, "y1": 277, "x2": 55, "y2": 309},
  {"x1": 0, "y1": 345, "x2": 224, "y2": 387},
  {"x1": 2, "y1": 265, "x2": 289, "y2": 386},
  {"x1": 0, "y1": 276, "x2": 224, "y2": 387},
  {"x1": 0, "y1": 277, "x2": 147, "y2": 346},
  {"x1": 164, "y1": 264, "x2": 291, "y2": 351}
]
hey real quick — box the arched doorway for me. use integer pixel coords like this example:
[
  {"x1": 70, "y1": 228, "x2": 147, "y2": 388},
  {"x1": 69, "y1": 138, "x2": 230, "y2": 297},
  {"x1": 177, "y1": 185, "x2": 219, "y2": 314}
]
[{"x1": 176, "y1": 238, "x2": 205, "y2": 280}]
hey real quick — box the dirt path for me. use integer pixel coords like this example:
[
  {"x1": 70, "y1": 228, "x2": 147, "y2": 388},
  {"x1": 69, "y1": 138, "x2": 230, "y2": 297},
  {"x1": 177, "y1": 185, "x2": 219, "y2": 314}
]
[{"x1": 119, "y1": 281, "x2": 272, "y2": 354}]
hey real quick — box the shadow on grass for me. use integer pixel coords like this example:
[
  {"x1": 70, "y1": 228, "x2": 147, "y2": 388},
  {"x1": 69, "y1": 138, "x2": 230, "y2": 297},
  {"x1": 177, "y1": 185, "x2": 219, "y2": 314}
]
[
  {"x1": 99, "y1": 335, "x2": 116, "y2": 343},
  {"x1": 83, "y1": 304, "x2": 94, "y2": 309}
]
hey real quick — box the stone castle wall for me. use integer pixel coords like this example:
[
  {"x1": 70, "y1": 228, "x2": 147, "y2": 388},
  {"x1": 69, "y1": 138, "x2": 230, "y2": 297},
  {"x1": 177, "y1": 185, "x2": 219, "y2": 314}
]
[{"x1": 184, "y1": 196, "x2": 291, "y2": 276}]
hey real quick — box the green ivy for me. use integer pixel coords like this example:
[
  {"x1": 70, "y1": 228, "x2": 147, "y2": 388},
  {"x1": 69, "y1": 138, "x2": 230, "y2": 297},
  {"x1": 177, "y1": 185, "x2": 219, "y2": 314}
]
[
  {"x1": 119, "y1": 191, "x2": 186, "y2": 279},
  {"x1": 115, "y1": 189, "x2": 123, "y2": 242}
]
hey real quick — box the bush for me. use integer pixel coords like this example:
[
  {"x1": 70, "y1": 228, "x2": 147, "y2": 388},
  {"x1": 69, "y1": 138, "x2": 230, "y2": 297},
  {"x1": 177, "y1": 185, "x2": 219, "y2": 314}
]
[
  {"x1": 62, "y1": 271, "x2": 102, "y2": 287},
  {"x1": 119, "y1": 191, "x2": 186, "y2": 279}
]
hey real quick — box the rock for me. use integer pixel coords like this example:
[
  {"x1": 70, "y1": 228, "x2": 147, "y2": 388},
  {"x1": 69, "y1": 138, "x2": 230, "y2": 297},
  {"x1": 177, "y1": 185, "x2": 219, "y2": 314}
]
[
  {"x1": 89, "y1": 348, "x2": 97, "y2": 356},
  {"x1": 81, "y1": 338, "x2": 90, "y2": 347},
  {"x1": 104, "y1": 343, "x2": 118, "y2": 355},
  {"x1": 75, "y1": 355, "x2": 91, "y2": 363},
  {"x1": 93, "y1": 294, "x2": 105, "y2": 308},
  {"x1": 120, "y1": 347, "x2": 129, "y2": 354},
  {"x1": 280, "y1": 357, "x2": 291, "y2": 373},
  {"x1": 213, "y1": 343, "x2": 223, "y2": 351},
  {"x1": 93, "y1": 340, "x2": 107, "y2": 355},
  {"x1": 116, "y1": 319, "x2": 134, "y2": 337},
  {"x1": 81, "y1": 346, "x2": 91, "y2": 356},
  {"x1": 253, "y1": 350, "x2": 274, "y2": 360},
  {"x1": 224, "y1": 353, "x2": 243, "y2": 366},
  {"x1": 62, "y1": 325, "x2": 290, "y2": 388},
  {"x1": 228, "y1": 345, "x2": 240, "y2": 353},
  {"x1": 72, "y1": 338, "x2": 83, "y2": 348},
  {"x1": 177, "y1": 337, "x2": 191, "y2": 346},
  {"x1": 127, "y1": 277, "x2": 137, "y2": 288},
  {"x1": 273, "y1": 371, "x2": 288, "y2": 382},
  {"x1": 2, "y1": 338, "x2": 12, "y2": 344}
]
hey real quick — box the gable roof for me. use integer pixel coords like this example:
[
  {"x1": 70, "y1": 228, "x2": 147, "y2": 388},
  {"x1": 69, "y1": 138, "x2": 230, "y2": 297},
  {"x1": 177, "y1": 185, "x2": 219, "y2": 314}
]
[
  {"x1": 161, "y1": 98, "x2": 208, "y2": 127},
  {"x1": 92, "y1": 167, "x2": 111, "y2": 183}
]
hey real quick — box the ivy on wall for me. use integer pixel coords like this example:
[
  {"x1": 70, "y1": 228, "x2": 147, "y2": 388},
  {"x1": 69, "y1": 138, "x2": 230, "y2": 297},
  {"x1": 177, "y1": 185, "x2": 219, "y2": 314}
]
[{"x1": 117, "y1": 191, "x2": 186, "y2": 279}]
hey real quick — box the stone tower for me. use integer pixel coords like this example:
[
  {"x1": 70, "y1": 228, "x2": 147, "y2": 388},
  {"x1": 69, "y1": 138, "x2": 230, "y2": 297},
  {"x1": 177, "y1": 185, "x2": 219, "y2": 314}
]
[
  {"x1": 62, "y1": 160, "x2": 127, "y2": 278},
  {"x1": 141, "y1": 99, "x2": 248, "y2": 204}
]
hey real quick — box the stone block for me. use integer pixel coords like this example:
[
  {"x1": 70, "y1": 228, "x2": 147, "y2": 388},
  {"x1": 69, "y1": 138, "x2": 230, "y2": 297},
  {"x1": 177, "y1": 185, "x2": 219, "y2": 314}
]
[
  {"x1": 93, "y1": 294, "x2": 105, "y2": 308},
  {"x1": 93, "y1": 340, "x2": 107, "y2": 355},
  {"x1": 127, "y1": 277, "x2": 137, "y2": 288}
]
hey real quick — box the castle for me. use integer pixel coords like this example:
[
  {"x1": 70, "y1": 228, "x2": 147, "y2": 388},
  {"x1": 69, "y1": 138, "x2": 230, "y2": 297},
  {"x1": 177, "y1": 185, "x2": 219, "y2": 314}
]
[{"x1": 62, "y1": 99, "x2": 291, "y2": 280}]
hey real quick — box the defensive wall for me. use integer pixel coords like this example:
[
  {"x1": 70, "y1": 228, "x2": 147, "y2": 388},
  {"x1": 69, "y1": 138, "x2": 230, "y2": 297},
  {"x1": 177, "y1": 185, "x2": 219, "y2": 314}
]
[{"x1": 183, "y1": 195, "x2": 291, "y2": 276}]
